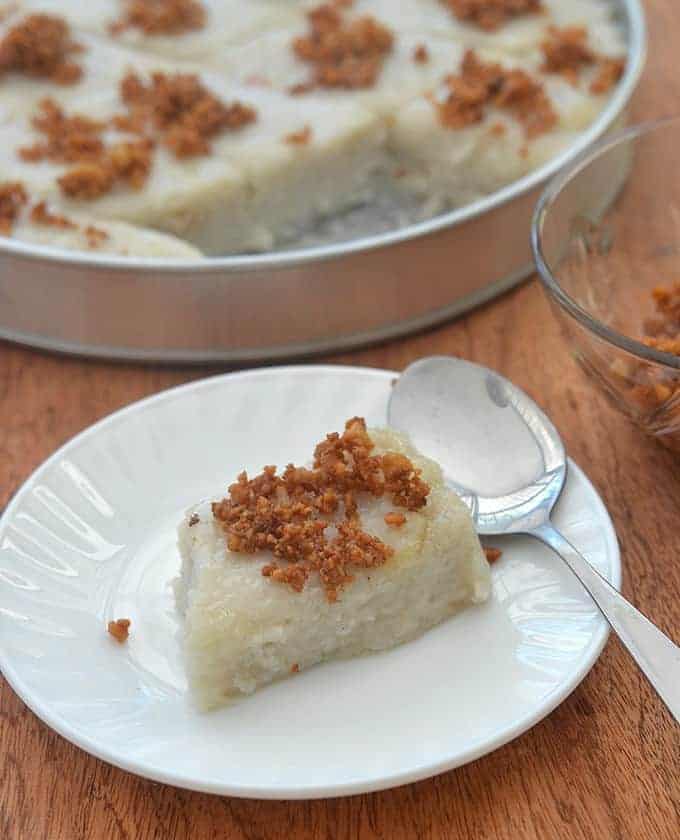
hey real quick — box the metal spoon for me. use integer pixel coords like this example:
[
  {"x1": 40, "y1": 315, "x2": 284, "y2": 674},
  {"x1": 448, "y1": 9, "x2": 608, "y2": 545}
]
[{"x1": 388, "y1": 355, "x2": 680, "y2": 723}]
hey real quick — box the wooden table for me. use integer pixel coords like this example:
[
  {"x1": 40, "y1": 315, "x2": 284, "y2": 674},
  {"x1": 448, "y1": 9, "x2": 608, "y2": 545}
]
[{"x1": 1, "y1": 3, "x2": 678, "y2": 838}]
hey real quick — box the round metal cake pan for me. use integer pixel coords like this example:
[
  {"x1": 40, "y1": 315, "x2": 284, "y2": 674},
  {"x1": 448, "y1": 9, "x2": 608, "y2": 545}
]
[{"x1": 0, "y1": 0, "x2": 645, "y2": 364}]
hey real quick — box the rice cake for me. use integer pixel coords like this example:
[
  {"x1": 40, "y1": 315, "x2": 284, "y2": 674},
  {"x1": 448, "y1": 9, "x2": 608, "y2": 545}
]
[{"x1": 175, "y1": 421, "x2": 491, "y2": 709}]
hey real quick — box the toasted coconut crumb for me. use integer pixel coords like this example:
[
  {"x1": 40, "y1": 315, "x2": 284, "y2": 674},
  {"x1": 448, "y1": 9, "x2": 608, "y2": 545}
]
[
  {"x1": 107, "y1": 618, "x2": 131, "y2": 643},
  {"x1": 292, "y1": 4, "x2": 394, "y2": 91},
  {"x1": 0, "y1": 14, "x2": 83, "y2": 84},
  {"x1": 119, "y1": 71, "x2": 256, "y2": 158},
  {"x1": 413, "y1": 44, "x2": 429, "y2": 64},
  {"x1": 19, "y1": 98, "x2": 105, "y2": 164},
  {"x1": 590, "y1": 57, "x2": 625, "y2": 95},
  {"x1": 108, "y1": 138, "x2": 154, "y2": 189},
  {"x1": 0, "y1": 181, "x2": 28, "y2": 234},
  {"x1": 541, "y1": 26, "x2": 594, "y2": 83},
  {"x1": 617, "y1": 283, "x2": 680, "y2": 451},
  {"x1": 484, "y1": 546, "x2": 502, "y2": 563},
  {"x1": 291, "y1": 663, "x2": 300, "y2": 673},
  {"x1": 442, "y1": 0, "x2": 542, "y2": 31},
  {"x1": 384, "y1": 512, "x2": 406, "y2": 527},
  {"x1": 58, "y1": 164, "x2": 114, "y2": 199},
  {"x1": 437, "y1": 50, "x2": 556, "y2": 138},
  {"x1": 110, "y1": 0, "x2": 206, "y2": 36},
  {"x1": 212, "y1": 417, "x2": 430, "y2": 602},
  {"x1": 188, "y1": 512, "x2": 200, "y2": 527},
  {"x1": 30, "y1": 200, "x2": 77, "y2": 229},
  {"x1": 84, "y1": 225, "x2": 110, "y2": 248},
  {"x1": 542, "y1": 27, "x2": 624, "y2": 94},
  {"x1": 284, "y1": 125, "x2": 313, "y2": 145}
]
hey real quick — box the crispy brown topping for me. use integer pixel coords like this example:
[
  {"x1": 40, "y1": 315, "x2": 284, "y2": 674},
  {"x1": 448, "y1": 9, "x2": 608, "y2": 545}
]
[
  {"x1": 29, "y1": 200, "x2": 76, "y2": 229},
  {"x1": 590, "y1": 57, "x2": 625, "y2": 95},
  {"x1": 19, "y1": 98, "x2": 105, "y2": 164},
  {"x1": 291, "y1": 663, "x2": 300, "y2": 673},
  {"x1": 0, "y1": 181, "x2": 27, "y2": 234},
  {"x1": 384, "y1": 512, "x2": 406, "y2": 527},
  {"x1": 442, "y1": 0, "x2": 542, "y2": 31},
  {"x1": 484, "y1": 546, "x2": 502, "y2": 563},
  {"x1": 541, "y1": 26, "x2": 594, "y2": 83},
  {"x1": 212, "y1": 417, "x2": 430, "y2": 602},
  {"x1": 108, "y1": 138, "x2": 155, "y2": 188},
  {"x1": 0, "y1": 14, "x2": 83, "y2": 84},
  {"x1": 612, "y1": 283, "x2": 680, "y2": 452},
  {"x1": 292, "y1": 3, "x2": 394, "y2": 91},
  {"x1": 107, "y1": 618, "x2": 131, "y2": 643},
  {"x1": 58, "y1": 164, "x2": 114, "y2": 199},
  {"x1": 84, "y1": 224, "x2": 109, "y2": 248},
  {"x1": 284, "y1": 125, "x2": 313, "y2": 145},
  {"x1": 119, "y1": 71, "x2": 256, "y2": 158},
  {"x1": 413, "y1": 44, "x2": 429, "y2": 64},
  {"x1": 110, "y1": 0, "x2": 206, "y2": 36},
  {"x1": 542, "y1": 27, "x2": 625, "y2": 94},
  {"x1": 437, "y1": 50, "x2": 556, "y2": 138}
]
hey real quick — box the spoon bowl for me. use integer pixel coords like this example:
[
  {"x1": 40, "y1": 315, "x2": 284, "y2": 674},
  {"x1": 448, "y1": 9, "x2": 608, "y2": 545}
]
[
  {"x1": 388, "y1": 355, "x2": 680, "y2": 724},
  {"x1": 388, "y1": 356, "x2": 566, "y2": 535}
]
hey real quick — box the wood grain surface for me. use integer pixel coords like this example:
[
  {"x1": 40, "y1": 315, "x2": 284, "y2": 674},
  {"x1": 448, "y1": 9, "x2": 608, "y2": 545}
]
[{"x1": 1, "y1": 2, "x2": 678, "y2": 838}]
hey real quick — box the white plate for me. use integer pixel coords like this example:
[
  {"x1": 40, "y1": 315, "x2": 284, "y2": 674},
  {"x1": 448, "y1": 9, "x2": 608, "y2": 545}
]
[{"x1": 0, "y1": 366, "x2": 620, "y2": 799}]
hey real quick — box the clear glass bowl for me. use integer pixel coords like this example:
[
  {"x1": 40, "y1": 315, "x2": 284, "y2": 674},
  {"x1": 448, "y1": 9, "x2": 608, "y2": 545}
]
[{"x1": 532, "y1": 119, "x2": 680, "y2": 454}]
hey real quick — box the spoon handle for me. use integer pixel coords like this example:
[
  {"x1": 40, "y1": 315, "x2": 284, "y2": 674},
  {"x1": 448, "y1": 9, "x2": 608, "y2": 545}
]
[{"x1": 532, "y1": 523, "x2": 680, "y2": 724}]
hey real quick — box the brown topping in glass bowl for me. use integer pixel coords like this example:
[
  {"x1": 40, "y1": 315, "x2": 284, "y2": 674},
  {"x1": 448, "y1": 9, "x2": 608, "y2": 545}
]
[
  {"x1": 110, "y1": 0, "x2": 206, "y2": 36},
  {"x1": 292, "y1": 3, "x2": 394, "y2": 91},
  {"x1": 0, "y1": 14, "x2": 83, "y2": 84},
  {"x1": 107, "y1": 618, "x2": 131, "y2": 643},
  {"x1": 437, "y1": 49, "x2": 556, "y2": 138},
  {"x1": 442, "y1": 0, "x2": 542, "y2": 31},
  {"x1": 212, "y1": 417, "x2": 430, "y2": 602},
  {"x1": 0, "y1": 181, "x2": 27, "y2": 234}
]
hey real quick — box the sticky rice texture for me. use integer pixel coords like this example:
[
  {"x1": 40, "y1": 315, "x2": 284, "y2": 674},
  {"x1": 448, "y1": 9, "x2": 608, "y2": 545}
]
[{"x1": 175, "y1": 427, "x2": 491, "y2": 709}]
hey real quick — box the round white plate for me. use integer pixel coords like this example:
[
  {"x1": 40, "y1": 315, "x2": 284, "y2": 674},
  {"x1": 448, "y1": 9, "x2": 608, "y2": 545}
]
[{"x1": 0, "y1": 366, "x2": 620, "y2": 799}]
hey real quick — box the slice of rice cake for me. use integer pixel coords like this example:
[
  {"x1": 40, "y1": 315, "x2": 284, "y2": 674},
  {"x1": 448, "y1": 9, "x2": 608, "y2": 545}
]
[{"x1": 175, "y1": 419, "x2": 491, "y2": 709}]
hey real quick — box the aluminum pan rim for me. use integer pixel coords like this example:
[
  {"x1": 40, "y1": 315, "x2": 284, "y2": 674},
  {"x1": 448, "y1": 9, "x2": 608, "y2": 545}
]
[{"x1": 0, "y1": 0, "x2": 646, "y2": 276}]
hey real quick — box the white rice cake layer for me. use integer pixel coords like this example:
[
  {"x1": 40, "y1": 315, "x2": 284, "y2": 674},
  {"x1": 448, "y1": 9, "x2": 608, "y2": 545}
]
[
  {"x1": 175, "y1": 427, "x2": 491, "y2": 709},
  {"x1": 388, "y1": 58, "x2": 617, "y2": 213},
  {"x1": 9, "y1": 208, "x2": 203, "y2": 258},
  {"x1": 0, "y1": 83, "x2": 387, "y2": 254},
  {"x1": 19, "y1": 0, "x2": 300, "y2": 63}
]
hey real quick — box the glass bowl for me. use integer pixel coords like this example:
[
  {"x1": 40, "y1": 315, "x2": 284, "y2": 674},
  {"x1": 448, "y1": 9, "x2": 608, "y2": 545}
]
[{"x1": 532, "y1": 119, "x2": 680, "y2": 454}]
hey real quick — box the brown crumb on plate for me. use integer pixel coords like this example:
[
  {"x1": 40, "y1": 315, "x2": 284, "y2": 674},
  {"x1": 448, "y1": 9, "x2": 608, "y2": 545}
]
[
  {"x1": 107, "y1": 618, "x2": 131, "y2": 643},
  {"x1": 484, "y1": 546, "x2": 502, "y2": 563},
  {"x1": 384, "y1": 512, "x2": 406, "y2": 527}
]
